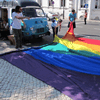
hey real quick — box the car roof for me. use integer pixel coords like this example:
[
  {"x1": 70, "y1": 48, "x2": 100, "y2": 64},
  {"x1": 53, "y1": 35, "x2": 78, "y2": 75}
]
[{"x1": 18, "y1": 0, "x2": 40, "y2": 7}]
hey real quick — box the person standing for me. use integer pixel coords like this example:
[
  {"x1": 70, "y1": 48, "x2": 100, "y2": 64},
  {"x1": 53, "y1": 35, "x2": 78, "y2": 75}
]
[
  {"x1": 68, "y1": 9, "x2": 76, "y2": 29},
  {"x1": 12, "y1": 6, "x2": 29, "y2": 49},
  {"x1": 84, "y1": 10, "x2": 87, "y2": 25}
]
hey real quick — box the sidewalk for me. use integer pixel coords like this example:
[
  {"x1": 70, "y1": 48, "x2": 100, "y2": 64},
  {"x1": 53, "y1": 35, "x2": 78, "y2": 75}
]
[{"x1": 0, "y1": 40, "x2": 72, "y2": 100}]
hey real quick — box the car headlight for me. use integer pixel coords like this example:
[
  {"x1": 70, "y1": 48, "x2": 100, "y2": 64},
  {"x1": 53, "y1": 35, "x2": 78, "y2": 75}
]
[
  {"x1": 30, "y1": 27, "x2": 34, "y2": 31},
  {"x1": 32, "y1": 30, "x2": 36, "y2": 34}
]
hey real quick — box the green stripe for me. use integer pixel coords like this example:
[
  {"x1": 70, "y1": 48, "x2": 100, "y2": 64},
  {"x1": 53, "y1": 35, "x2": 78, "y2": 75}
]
[{"x1": 41, "y1": 43, "x2": 100, "y2": 57}]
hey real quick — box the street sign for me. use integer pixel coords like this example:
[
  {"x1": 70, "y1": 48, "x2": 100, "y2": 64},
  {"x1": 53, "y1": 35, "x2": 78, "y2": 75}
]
[{"x1": 85, "y1": 4, "x2": 88, "y2": 8}]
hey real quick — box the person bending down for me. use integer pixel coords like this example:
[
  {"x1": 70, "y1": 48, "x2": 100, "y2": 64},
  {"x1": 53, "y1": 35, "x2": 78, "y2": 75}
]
[
  {"x1": 54, "y1": 19, "x2": 62, "y2": 38},
  {"x1": 51, "y1": 19, "x2": 62, "y2": 39}
]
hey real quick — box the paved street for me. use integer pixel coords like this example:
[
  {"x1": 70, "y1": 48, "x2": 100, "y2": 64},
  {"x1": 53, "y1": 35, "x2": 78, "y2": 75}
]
[{"x1": 0, "y1": 19, "x2": 100, "y2": 100}]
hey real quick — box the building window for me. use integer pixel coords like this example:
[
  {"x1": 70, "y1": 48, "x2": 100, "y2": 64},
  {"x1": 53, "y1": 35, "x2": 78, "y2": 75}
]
[
  {"x1": 49, "y1": 0, "x2": 54, "y2": 6},
  {"x1": 95, "y1": 0, "x2": 100, "y2": 9},
  {"x1": 61, "y1": 0, "x2": 65, "y2": 7},
  {"x1": 38, "y1": 0, "x2": 42, "y2": 6},
  {"x1": 95, "y1": 0, "x2": 98, "y2": 8},
  {"x1": 81, "y1": 0, "x2": 86, "y2": 8}
]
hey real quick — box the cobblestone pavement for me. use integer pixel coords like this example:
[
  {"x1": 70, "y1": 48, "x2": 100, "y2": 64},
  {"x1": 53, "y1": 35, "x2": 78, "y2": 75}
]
[{"x1": 0, "y1": 40, "x2": 72, "y2": 100}]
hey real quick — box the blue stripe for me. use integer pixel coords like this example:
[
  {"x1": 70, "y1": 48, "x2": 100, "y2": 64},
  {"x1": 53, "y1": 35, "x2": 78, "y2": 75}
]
[{"x1": 24, "y1": 48, "x2": 100, "y2": 75}]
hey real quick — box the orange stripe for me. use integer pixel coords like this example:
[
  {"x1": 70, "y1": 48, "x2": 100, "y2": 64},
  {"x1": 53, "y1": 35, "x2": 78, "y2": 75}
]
[{"x1": 62, "y1": 33, "x2": 100, "y2": 52}]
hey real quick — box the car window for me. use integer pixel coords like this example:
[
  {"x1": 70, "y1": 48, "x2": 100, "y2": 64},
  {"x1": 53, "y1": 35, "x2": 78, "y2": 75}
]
[{"x1": 22, "y1": 8, "x2": 45, "y2": 17}]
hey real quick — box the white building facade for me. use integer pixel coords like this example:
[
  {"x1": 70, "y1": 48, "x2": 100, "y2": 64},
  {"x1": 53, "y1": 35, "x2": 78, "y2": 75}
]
[
  {"x1": 36, "y1": 0, "x2": 100, "y2": 20},
  {"x1": 74, "y1": 0, "x2": 100, "y2": 20}
]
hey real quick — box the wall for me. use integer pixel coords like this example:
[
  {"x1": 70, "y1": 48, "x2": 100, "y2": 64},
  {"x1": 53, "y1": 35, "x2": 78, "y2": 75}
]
[
  {"x1": 91, "y1": 9, "x2": 100, "y2": 20},
  {"x1": 75, "y1": 0, "x2": 100, "y2": 20},
  {"x1": 90, "y1": 0, "x2": 100, "y2": 20}
]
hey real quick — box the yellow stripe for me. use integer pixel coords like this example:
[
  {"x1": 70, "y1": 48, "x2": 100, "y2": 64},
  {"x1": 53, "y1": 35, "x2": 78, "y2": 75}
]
[
  {"x1": 74, "y1": 40, "x2": 100, "y2": 52},
  {"x1": 68, "y1": 32, "x2": 73, "y2": 35},
  {"x1": 53, "y1": 36, "x2": 100, "y2": 55}
]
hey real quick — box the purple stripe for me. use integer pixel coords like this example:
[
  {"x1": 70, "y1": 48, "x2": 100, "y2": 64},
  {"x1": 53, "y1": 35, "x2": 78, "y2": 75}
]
[{"x1": 1, "y1": 51, "x2": 100, "y2": 100}]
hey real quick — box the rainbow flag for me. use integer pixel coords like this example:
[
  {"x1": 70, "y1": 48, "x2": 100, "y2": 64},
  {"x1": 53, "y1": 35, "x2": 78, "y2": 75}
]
[{"x1": 1, "y1": 22, "x2": 100, "y2": 100}]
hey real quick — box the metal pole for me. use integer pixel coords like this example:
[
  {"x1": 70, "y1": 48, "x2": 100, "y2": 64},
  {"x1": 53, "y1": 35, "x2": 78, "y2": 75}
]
[{"x1": 63, "y1": 0, "x2": 64, "y2": 19}]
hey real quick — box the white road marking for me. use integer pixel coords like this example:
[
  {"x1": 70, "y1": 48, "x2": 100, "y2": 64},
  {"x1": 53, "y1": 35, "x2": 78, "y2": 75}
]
[{"x1": 94, "y1": 28, "x2": 100, "y2": 30}]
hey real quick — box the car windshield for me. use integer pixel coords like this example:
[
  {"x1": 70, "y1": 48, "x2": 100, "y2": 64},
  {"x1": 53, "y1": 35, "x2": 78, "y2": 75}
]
[{"x1": 22, "y1": 8, "x2": 45, "y2": 17}]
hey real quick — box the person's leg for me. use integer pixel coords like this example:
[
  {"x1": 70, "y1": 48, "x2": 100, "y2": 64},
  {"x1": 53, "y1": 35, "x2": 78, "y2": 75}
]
[
  {"x1": 84, "y1": 18, "x2": 86, "y2": 24},
  {"x1": 52, "y1": 27, "x2": 55, "y2": 39},
  {"x1": 73, "y1": 22, "x2": 76, "y2": 28},
  {"x1": 13, "y1": 29, "x2": 20, "y2": 48},
  {"x1": 56, "y1": 27, "x2": 58, "y2": 35},
  {"x1": 84, "y1": 18, "x2": 85, "y2": 24},
  {"x1": 68, "y1": 22, "x2": 70, "y2": 28},
  {"x1": 12, "y1": 37, "x2": 15, "y2": 45},
  {"x1": 85, "y1": 18, "x2": 87, "y2": 24},
  {"x1": 8, "y1": 35, "x2": 15, "y2": 45},
  {"x1": 8, "y1": 35, "x2": 13, "y2": 45},
  {"x1": 19, "y1": 29, "x2": 22, "y2": 48}
]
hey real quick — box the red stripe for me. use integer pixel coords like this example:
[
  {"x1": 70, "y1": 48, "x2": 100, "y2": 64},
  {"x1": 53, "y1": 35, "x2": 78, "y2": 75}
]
[{"x1": 77, "y1": 37, "x2": 100, "y2": 45}]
